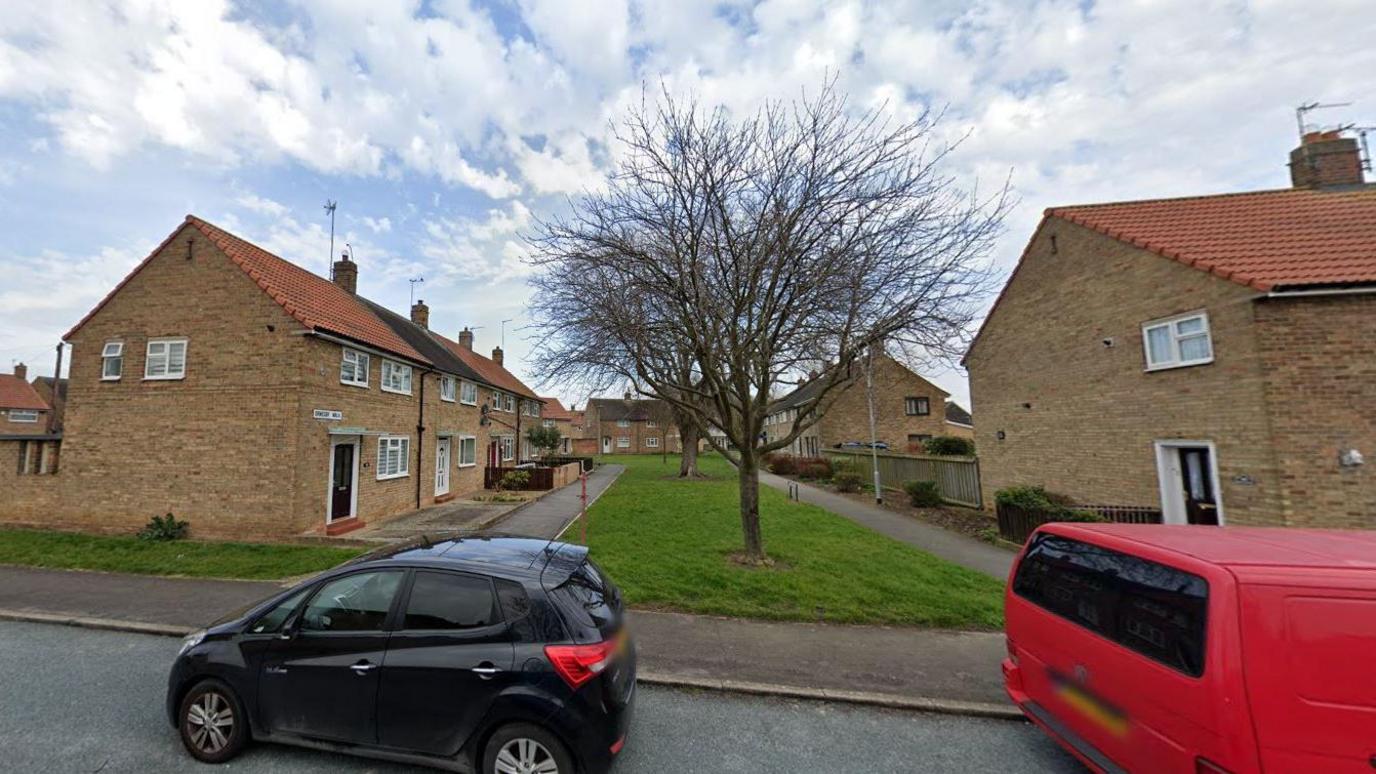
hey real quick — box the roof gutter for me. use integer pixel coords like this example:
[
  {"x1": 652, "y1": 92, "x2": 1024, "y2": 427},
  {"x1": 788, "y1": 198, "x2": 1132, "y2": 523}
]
[{"x1": 1265, "y1": 285, "x2": 1376, "y2": 299}]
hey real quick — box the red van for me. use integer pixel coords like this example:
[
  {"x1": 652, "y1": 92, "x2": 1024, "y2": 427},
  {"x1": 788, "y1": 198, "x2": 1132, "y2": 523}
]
[{"x1": 1004, "y1": 523, "x2": 1376, "y2": 773}]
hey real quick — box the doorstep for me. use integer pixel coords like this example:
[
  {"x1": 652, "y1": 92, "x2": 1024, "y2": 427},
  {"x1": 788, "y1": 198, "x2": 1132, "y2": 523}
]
[{"x1": 324, "y1": 516, "x2": 366, "y2": 536}]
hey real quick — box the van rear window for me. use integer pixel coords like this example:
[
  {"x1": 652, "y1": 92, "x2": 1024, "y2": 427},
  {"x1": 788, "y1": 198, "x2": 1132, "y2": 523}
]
[{"x1": 1012, "y1": 533, "x2": 1209, "y2": 677}]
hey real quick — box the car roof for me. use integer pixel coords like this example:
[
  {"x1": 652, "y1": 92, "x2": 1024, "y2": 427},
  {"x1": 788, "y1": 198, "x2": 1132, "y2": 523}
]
[
  {"x1": 345, "y1": 534, "x2": 590, "y2": 580},
  {"x1": 1045, "y1": 523, "x2": 1376, "y2": 570}
]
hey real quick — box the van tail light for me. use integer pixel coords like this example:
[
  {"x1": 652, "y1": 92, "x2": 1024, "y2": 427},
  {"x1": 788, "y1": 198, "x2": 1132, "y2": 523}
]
[
  {"x1": 1196, "y1": 758, "x2": 1233, "y2": 774},
  {"x1": 545, "y1": 640, "x2": 617, "y2": 690}
]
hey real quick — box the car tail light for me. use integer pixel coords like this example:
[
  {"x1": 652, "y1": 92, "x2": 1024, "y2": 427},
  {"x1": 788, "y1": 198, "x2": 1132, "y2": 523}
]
[
  {"x1": 545, "y1": 640, "x2": 617, "y2": 690},
  {"x1": 610, "y1": 735, "x2": 626, "y2": 755},
  {"x1": 1196, "y1": 758, "x2": 1232, "y2": 774}
]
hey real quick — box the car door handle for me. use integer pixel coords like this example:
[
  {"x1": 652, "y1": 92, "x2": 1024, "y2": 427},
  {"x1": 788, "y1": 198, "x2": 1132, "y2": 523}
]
[
  {"x1": 471, "y1": 663, "x2": 502, "y2": 679},
  {"x1": 350, "y1": 661, "x2": 377, "y2": 675},
  {"x1": 265, "y1": 665, "x2": 288, "y2": 675}
]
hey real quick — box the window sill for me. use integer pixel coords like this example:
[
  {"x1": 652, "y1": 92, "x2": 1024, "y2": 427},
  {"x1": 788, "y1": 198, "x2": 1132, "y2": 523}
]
[
  {"x1": 380, "y1": 386, "x2": 413, "y2": 396},
  {"x1": 459, "y1": 400, "x2": 478, "y2": 407},
  {"x1": 376, "y1": 472, "x2": 410, "y2": 481},
  {"x1": 440, "y1": 397, "x2": 456, "y2": 403},
  {"x1": 341, "y1": 380, "x2": 369, "y2": 389},
  {"x1": 1144, "y1": 358, "x2": 1214, "y2": 373},
  {"x1": 143, "y1": 375, "x2": 186, "y2": 381},
  {"x1": 101, "y1": 376, "x2": 121, "y2": 382},
  {"x1": 458, "y1": 462, "x2": 476, "y2": 469}
]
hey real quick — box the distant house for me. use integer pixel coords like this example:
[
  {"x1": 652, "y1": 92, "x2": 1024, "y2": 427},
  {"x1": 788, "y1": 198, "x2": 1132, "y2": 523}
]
[
  {"x1": 585, "y1": 397, "x2": 681, "y2": 455},
  {"x1": 944, "y1": 401, "x2": 974, "y2": 439},
  {"x1": 537, "y1": 397, "x2": 576, "y2": 455},
  {"x1": 764, "y1": 354, "x2": 953, "y2": 455},
  {"x1": 0, "y1": 363, "x2": 50, "y2": 436},
  {"x1": 966, "y1": 130, "x2": 1375, "y2": 528},
  {"x1": 1, "y1": 215, "x2": 543, "y2": 538}
]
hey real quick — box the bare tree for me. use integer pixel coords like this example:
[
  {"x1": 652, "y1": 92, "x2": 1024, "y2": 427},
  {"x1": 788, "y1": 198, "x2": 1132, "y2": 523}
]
[{"x1": 528, "y1": 81, "x2": 1008, "y2": 562}]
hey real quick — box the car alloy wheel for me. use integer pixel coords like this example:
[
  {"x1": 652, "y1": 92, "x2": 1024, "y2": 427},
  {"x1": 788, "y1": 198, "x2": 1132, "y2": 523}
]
[
  {"x1": 494, "y1": 738, "x2": 560, "y2": 774},
  {"x1": 185, "y1": 690, "x2": 235, "y2": 754}
]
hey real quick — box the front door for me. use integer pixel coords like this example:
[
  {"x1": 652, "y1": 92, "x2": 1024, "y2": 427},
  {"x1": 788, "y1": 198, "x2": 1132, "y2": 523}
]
[
  {"x1": 1156, "y1": 442, "x2": 1222, "y2": 525},
  {"x1": 329, "y1": 442, "x2": 356, "y2": 522},
  {"x1": 259, "y1": 570, "x2": 404, "y2": 743},
  {"x1": 434, "y1": 439, "x2": 450, "y2": 496},
  {"x1": 602, "y1": 436, "x2": 611, "y2": 454}
]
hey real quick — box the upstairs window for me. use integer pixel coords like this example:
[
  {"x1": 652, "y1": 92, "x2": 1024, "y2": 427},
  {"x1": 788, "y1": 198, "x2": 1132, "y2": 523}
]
[
  {"x1": 1143, "y1": 311, "x2": 1214, "y2": 371},
  {"x1": 492, "y1": 389, "x2": 501, "y2": 408},
  {"x1": 8, "y1": 409, "x2": 39, "y2": 423},
  {"x1": 460, "y1": 381, "x2": 478, "y2": 405},
  {"x1": 543, "y1": 419, "x2": 555, "y2": 428},
  {"x1": 376, "y1": 436, "x2": 410, "y2": 479},
  {"x1": 439, "y1": 375, "x2": 456, "y2": 402},
  {"x1": 381, "y1": 360, "x2": 413, "y2": 395},
  {"x1": 647, "y1": 419, "x2": 658, "y2": 428},
  {"x1": 340, "y1": 348, "x2": 369, "y2": 387},
  {"x1": 101, "y1": 342, "x2": 123, "y2": 380},
  {"x1": 617, "y1": 419, "x2": 630, "y2": 428},
  {"x1": 144, "y1": 339, "x2": 187, "y2": 380},
  {"x1": 502, "y1": 394, "x2": 515, "y2": 412},
  {"x1": 905, "y1": 397, "x2": 930, "y2": 416}
]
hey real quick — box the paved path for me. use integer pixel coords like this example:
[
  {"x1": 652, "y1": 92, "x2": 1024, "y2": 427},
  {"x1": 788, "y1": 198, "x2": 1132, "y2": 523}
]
[
  {"x1": 0, "y1": 565, "x2": 281, "y2": 627},
  {"x1": 356, "y1": 498, "x2": 518, "y2": 542},
  {"x1": 760, "y1": 471, "x2": 1015, "y2": 579},
  {"x1": 482, "y1": 463, "x2": 624, "y2": 539},
  {"x1": 0, "y1": 622, "x2": 1084, "y2": 774}
]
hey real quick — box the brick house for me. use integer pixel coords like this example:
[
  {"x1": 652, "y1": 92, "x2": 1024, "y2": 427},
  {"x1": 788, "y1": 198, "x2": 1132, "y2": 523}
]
[
  {"x1": 585, "y1": 397, "x2": 681, "y2": 455},
  {"x1": 535, "y1": 397, "x2": 576, "y2": 455},
  {"x1": 0, "y1": 364, "x2": 49, "y2": 435},
  {"x1": 565, "y1": 406, "x2": 599, "y2": 456},
  {"x1": 944, "y1": 401, "x2": 975, "y2": 440},
  {"x1": 966, "y1": 130, "x2": 1375, "y2": 528},
  {"x1": 2, "y1": 215, "x2": 544, "y2": 538},
  {"x1": 764, "y1": 354, "x2": 953, "y2": 455}
]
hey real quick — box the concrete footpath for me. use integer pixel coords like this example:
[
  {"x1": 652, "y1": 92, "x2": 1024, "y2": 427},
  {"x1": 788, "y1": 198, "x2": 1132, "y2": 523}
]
[
  {"x1": 0, "y1": 564, "x2": 1013, "y2": 717},
  {"x1": 486, "y1": 463, "x2": 624, "y2": 539},
  {"x1": 760, "y1": 471, "x2": 1014, "y2": 579}
]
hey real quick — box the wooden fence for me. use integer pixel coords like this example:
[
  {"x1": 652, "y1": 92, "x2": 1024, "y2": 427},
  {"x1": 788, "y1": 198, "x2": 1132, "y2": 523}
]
[
  {"x1": 996, "y1": 503, "x2": 1163, "y2": 544},
  {"x1": 822, "y1": 449, "x2": 982, "y2": 508}
]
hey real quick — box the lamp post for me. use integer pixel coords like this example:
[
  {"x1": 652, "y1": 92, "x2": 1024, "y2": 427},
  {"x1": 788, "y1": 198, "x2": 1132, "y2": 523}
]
[{"x1": 864, "y1": 347, "x2": 883, "y2": 505}]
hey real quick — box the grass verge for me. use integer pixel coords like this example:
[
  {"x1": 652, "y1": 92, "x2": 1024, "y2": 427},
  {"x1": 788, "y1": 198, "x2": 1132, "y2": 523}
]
[
  {"x1": 0, "y1": 529, "x2": 363, "y2": 580},
  {"x1": 567, "y1": 454, "x2": 1004, "y2": 629}
]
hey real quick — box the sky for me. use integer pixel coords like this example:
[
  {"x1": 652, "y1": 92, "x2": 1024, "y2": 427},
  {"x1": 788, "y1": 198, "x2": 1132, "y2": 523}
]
[{"x1": 2, "y1": 0, "x2": 1374, "y2": 411}]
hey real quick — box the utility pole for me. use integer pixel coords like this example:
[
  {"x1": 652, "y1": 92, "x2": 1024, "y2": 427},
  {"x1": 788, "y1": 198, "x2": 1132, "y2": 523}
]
[
  {"x1": 864, "y1": 347, "x2": 883, "y2": 505},
  {"x1": 323, "y1": 200, "x2": 337, "y2": 279}
]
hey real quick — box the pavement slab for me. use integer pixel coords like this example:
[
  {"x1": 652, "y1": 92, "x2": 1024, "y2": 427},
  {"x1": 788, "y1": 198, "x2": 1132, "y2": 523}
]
[{"x1": 481, "y1": 463, "x2": 624, "y2": 539}]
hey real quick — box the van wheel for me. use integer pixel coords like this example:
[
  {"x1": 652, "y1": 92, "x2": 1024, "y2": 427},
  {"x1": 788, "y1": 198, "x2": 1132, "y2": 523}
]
[
  {"x1": 178, "y1": 679, "x2": 248, "y2": 764},
  {"x1": 483, "y1": 722, "x2": 574, "y2": 774}
]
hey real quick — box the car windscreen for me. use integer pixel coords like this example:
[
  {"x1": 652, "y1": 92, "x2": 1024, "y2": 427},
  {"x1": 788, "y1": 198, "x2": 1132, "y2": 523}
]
[{"x1": 1012, "y1": 533, "x2": 1209, "y2": 677}]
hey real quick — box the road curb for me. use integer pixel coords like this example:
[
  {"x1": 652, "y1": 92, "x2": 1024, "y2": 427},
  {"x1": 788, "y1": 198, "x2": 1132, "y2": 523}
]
[
  {"x1": 0, "y1": 610, "x2": 1022, "y2": 721},
  {"x1": 636, "y1": 670, "x2": 1023, "y2": 720}
]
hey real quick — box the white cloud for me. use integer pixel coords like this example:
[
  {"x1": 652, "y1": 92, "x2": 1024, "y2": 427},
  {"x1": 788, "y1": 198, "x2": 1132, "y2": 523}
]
[
  {"x1": 418, "y1": 201, "x2": 534, "y2": 284},
  {"x1": 362, "y1": 216, "x2": 392, "y2": 234}
]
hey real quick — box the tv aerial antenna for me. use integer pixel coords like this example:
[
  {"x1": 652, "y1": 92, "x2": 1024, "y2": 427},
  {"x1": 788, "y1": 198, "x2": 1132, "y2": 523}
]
[
  {"x1": 324, "y1": 200, "x2": 338, "y2": 280},
  {"x1": 1296, "y1": 101, "x2": 1352, "y2": 137},
  {"x1": 409, "y1": 277, "x2": 425, "y2": 306}
]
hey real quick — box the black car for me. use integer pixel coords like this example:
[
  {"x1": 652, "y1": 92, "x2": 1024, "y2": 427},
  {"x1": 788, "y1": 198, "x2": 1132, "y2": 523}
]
[{"x1": 166, "y1": 535, "x2": 635, "y2": 773}]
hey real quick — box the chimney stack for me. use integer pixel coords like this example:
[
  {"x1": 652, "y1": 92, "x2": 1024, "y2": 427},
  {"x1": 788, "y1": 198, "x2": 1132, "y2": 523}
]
[
  {"x1": 332, "y1": 252, "x2": 357, "y2": 294},
  {"x1": 458, "y1": 328, "x2": 474, "y2": 351},
  {"x1": 1290, "y1": 130, "x2": 1366, "y2": 188},
  {"x1": 491, "y1": 346, "x2": 504, "y2": 366},
  {"x1": 410, "y1": 300, "x2": 430, "y2": 329},
  {"x1": 13, "y1": 362, "x2": 26, "y2": 381}
]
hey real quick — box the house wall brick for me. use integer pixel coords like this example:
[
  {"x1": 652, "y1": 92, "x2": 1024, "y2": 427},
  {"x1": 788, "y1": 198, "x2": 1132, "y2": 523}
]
[
  {"x1": 1254, "y1": 294, "x2": 1376, "y2": 527},
  {"x1": 0, "y1": 409, "x2": 48, "y2": 435},
  {"x1": 966, "y1": 219, "x2": 1286, "y2": 524}
]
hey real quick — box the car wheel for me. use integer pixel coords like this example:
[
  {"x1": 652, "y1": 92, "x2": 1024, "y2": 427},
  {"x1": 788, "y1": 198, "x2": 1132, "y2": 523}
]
[
  {"x1": 178, "y1": 679, "x2": 248, "y2": 764},
  {"x1": 483, "y1": 722, "x2": 575, "y2": 774}
]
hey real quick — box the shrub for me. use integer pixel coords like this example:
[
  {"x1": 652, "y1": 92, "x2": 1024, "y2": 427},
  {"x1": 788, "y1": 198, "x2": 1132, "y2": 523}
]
[
  {"x1": 995, "y1": 485, "x2": 1105, "y2": 523},
  {"x1": 767, "y1": 454, "x2": 797, "y2": 475},
  {"x1": 833, "y1": 471, "x2": 863, "y2": 493},
  {"x1": 904, "y1": 480, "x2": 943, "y2": 508},
  {"x1": 138, "y1": 513, "x2": 189, "y2": 542},
  {"x1": 923, "y1": 435, "x2": 976, "y2": 456},
  {"x1": 795, "y1": 457, "x2": 833, "y2": 480},
  {"x1": 499, "y1": 470, "x2": 531, "y2": 491}
]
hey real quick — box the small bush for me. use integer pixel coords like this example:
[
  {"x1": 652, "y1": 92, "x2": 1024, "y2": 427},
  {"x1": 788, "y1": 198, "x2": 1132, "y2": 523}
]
[
  {"x1": 833, "y1": 471, "x2": 863, "y2": 493},
  {"x1": 995, "y1": 485, "x2": 1105, "y2": 523},
  {"x1": 767, "y1": 455, "x2": 797, "y2": 475},
  {"x1": 138, "y1": 513, "x2": 189, "y2": 542},
  {"x1": 923, "y1": 435, "x2": 976, "y2": 456},
  {"x1": 499, "y1": 470, "x2": 531, "y2": 491},
  {"x1": 904, "y1": 480, "x2": 943, "y2": 508},
  {"x1": 795, "y1": 457, "x2": 833, "y2": 480}
]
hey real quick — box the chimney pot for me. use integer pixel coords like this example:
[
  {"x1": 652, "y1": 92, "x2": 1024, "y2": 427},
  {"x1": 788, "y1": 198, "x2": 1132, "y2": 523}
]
[
  {"x1": 458, "y1": 327, "x2": 474, "y2": 351},
  {"x1": 332, "y1": 253, "x2": 358, "y2": 294},
  {"x1": 410, "y1": 300, "x2": 430, "y2": 329},
  {"x1": 1290, "y1": 130, "x2": 1366, "y2": 188},
  {"x1": 491, "y1": 346, "x2": 504, "y2": 366},
  {"x1": 13, "y1": 362, "x2": 26, "y2": 381}
]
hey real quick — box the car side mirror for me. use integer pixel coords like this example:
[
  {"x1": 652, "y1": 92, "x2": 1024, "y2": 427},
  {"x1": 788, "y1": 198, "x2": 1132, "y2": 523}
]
[{"x1": 278, "y1": 616, "x2": 302, "y2": 641}]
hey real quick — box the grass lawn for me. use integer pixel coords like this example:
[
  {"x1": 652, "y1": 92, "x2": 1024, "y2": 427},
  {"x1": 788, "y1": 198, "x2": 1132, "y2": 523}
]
[
  {"x1": 567, "y1": 454, "x2": 1004, "y2": 629},
  {"x1": 0, "y1": 529, "x2": 363, "y2": 580}
]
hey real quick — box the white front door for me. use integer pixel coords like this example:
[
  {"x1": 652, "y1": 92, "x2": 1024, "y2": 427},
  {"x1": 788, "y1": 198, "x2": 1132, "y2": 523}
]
[
  {"x1": 435, "y1": 438, "x2": 450, "y2": 496},
  {"x1": 602, "y1": 436, "x2": 611, "y2": 454},
  {"x1": 1154, "y1": 440, "x2": 1223, "y2": 526}
]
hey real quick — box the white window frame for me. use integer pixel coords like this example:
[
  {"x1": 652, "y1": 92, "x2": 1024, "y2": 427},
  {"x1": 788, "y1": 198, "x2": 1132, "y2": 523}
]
[
  {"x1": 617, "y1": 436, "x2": 630, "y2": 448},
  {"x1": 376, "y1": 435, "x2": 411, "y2": 480},
  {"x1": 457, "y1": 435, "x2": 477, "y2": 468},
  {"x1": 101, "y1": 341, "x2": 123, "y2": 381},
  {"x1": 543, "y1": 419, "x2": 556, "y2": 428},
  {"x1": 340, "y1": 348, "x2": 369, "y2": 388},
  {"x1": 503, "y1": 394, "x2": 515, "y2": 412},
  {"x1": 905, "y1": 397, "x2": 930, "y2": 416},
  {"x1": 143, "y1": 338, "x2": 187, "y2": 381},
  {"x1": 1143, "y1": 311, "x2": 1214, "y2": 371},
  {"x1": 617, "y1": 419, "x2": 630, "y2": 428},
  {"x1": 647, "y1": 419, "x2": 658, "y2": 428},
  {"x1": 380, "y1": 360, "x2": 413, "y2": 395},
  {"x1": 499, "y1": 436, "x2": 515, "y2": 461},
  {"x1": 459, "y1": 381, "x2": 478, "y2": 406},
  {"x1": 8, "y1": 409, "x2": 39, "y2": 423},
  {"x1": 646, "y1": 436, "x2": 660, "y2": 448},
  {"x1": 492, "y1": 389, "x2": 502, "y2": 409},
  {"x1": 439, "y1": 375, "x2": 456, "y2": 402}
]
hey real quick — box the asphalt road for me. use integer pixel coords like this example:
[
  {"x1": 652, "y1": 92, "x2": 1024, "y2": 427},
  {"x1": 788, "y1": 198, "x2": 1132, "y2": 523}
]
[{"x1": 0, "y1": 621, "x2": 1085, "y2": 773}]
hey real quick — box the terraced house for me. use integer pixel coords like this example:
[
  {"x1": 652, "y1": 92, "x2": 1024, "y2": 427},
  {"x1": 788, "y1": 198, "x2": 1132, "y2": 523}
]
[
  {"x1": 967, "y1": 130, "x2": 1375, "y2": 529},
  {"x1": 1, "y1": 215, "x2": 543, "y2": 539}
]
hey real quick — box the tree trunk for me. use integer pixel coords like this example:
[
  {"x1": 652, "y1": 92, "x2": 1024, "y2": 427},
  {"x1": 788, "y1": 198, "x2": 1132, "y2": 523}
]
[
  {"x1": 738, "y1": 454, "x2": 765, "y2": 561},
  {"x1": 679, "y1": 422, "x2": 701, "y2": 477}
]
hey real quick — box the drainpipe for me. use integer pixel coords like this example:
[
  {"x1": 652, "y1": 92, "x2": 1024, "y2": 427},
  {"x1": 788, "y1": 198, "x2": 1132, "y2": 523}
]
[
  {"x1": 515, "y1": 399, "x2": 523, "y2": 464},
  {"x1": 416, "y1": 370, "x2": 430, "y2": 509},
  {"x1": 50, "y1": 343, "x2": 63, "y2": 434}
]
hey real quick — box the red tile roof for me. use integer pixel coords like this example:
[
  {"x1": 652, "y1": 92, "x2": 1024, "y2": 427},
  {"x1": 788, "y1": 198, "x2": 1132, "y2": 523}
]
[
  {"x1": 0, "y1": 375, "x2": 48, "y2": 410},
  {"x1": 436, "y1": 335, "x2": 541, "y2": 400},
  {"x1": 1048, "y1": 186, "x2": 1376, "y2": 291},
  {"x1": 540, "y1": 397, "x2": 573, "y2": 420}
]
